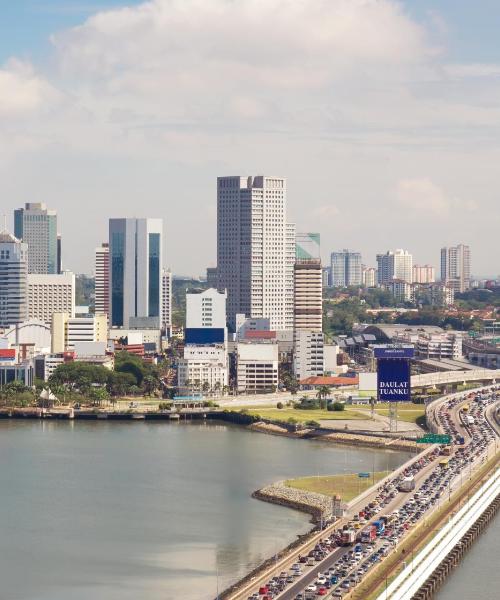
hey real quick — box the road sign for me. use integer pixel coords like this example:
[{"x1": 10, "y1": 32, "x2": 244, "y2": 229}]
[
  {"x1": 358, "y1": 472, "x2": 371, "y2": 478},
  {"x1": 416, "y1": 434, "x2": 452, "y2": 444}
]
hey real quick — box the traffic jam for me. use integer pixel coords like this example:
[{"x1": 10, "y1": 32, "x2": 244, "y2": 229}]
[{"x1": 248, "y1": 387, "x2": 498, "y2": 600}]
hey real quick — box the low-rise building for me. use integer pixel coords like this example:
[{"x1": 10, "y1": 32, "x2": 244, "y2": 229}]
[
  {"x1": 293, "y1": 330, "x2": 324, "y2": 380},
  {"x1": 177, "y1": 344, "x2": 228, "y2": 393},
  {"x1": 51, "y1": 313, "x2": 108, "y2": 353},
  {"x1": 236, "y1": 342, "x2": 279, "y2": 393}
]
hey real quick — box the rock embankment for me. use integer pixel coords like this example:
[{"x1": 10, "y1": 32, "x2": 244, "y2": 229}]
[
  {"x1": 248, "y1": 421, "x2": 312, "y2": 438},
  {"x1": 253, "y1": 481, "x2": 332, "y2": 522},
  {"x1": 319, "y1": 431, "x2": 418, "y2": 452}
]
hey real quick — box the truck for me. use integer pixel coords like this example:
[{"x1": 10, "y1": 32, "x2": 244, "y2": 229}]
[
  {"x1": 398, "y1": 476, "x2": 416, "y2": 492},
  {"x1": 373, "y1": 520, "x2": 385, "y2": 536},
  {"x1": 360, "y1": 525, "x2": 377, "y2": 544},
  {"x1": 340, "y1": 529, "x2": 356, "y2": 546}
]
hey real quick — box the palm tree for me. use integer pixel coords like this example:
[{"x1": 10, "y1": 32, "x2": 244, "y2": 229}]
[{"x1": 316, "y1": 385, "x2": 331, "y2": 410}]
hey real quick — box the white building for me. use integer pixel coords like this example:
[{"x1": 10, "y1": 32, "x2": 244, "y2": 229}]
[
  {"x1": 377, "y1": 249, "x2": 413, "y2": 284},
  {"x1": 109, "y1": 218, "x2": 163, "y2": 328},
  {"x1": 161, "y1": 269, "x2": 172, "y2": 336},
  {"x1": 27, "y1": 272, "x2": 75, "y2": 325},
  {"x1": 186, "y1": 288, "x2": 227, "y2": 330},
  {"x1": 441, "y1": 244, "x2": 471, "y2": 293},
  {"x1": 217, "y1": 175, "x2": 295, "y2": 331},
  {"x1": 235, "y1": 315, "x2": 270, "y2": 340},
  {"x1": 0, "y1": 230, "x2": 28, "y2": 328},
  {"x1": 385, "y1": 279, "x2": 414, "y2": 303},
  {"x1": 293, "y1": 330, "x2": 324, "y2": 380},
  {"x1": 236, "y1": 342, "x2": 279, "y2": 393},
  {"x1": 14, "y1": 203, "x2": 58, "y2": 274},
  {"x1": 51, "y1": 312, "x2": 108, "y2": 353},
  {"x1": 177, "y1": 344, "x2": 228, "y2": 392},
  {"x1": 94, "y1": 243, "x2": 109, "y2": 315},
  {"x1": 330, "y1": 250, "x2": 362, "y2": 287},
  {"x1": 393, "y1": 331, "x2": 462, "y2": 360},
  {"x1": 412, "y1": 264, "x2": 435, "y2": 284},
  {"x1": 362, "y1": 266, "x2": 377, "y2": 288}
]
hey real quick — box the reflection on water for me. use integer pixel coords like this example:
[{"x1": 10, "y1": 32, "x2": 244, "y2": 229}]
[{"x1": 0, "y1": 419, "x2": 409, "y2": 600}]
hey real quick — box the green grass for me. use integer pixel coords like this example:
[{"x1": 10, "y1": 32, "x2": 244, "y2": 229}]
[
  {"x1": 356, "y1": 402, "x2": 426, "y2": 423},
  {"x1": 284, "y1": 471, "x2": 389, "y2": 502},
  {"x1": 245, "y1": 407, "x2": 366, "y2": 422}
]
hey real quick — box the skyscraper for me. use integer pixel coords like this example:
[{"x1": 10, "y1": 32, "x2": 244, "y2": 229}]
[
  {"x1": 440, "y1": 244, "x2": 471, "y2": 293},
  {"x1": 0, "y1": 229, "x2": 28, "y2": 327},
  {"x1": 376, "y1": 249, "x2": 413, "y2": 284},
  {"x1": 161, "y1": 269, "x2": 172, "y2": 336},
  {"x1": 330, "y1": 249, "x2": 362, "y2": 287},
  {"x1": 94, "y1": 243, "x2": 109, "y2": 316},
  {"x1": 108, "y1": 218, "x2": 163, "y2": 328},
  {"x1": 412, "y1": 264, "x2": 435, "y2": 284},
  {"x1": 14, "y1": 203, "x2": 58, "y2": 274},
  {"x1": 294, "y1": 233, "x2": 322, "y2": 332},
  {"x1": 217, "y1": 176, "x2": 295, "y2": 330}
]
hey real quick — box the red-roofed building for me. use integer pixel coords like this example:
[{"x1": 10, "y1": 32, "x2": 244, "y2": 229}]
[
  {"x1": 245, "y1": 330, "x2": 276, "y2": 340},
  {"x1": 299, "y1": 375, "x2": 358, "y2": 389}
]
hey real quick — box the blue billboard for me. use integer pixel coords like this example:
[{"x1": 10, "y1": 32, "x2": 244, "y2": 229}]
[
  {"x1": 374, "y1": 345, "x2": 414, "y2": 359},
  {"x1": 377, "y1": 358, "x2": 411, "y2": 402},
  {"x1": 185, "y1": 328, "x2": 225, "y2": 345}
]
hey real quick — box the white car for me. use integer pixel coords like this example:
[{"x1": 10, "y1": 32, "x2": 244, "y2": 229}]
[
  {"x1": 316, "y1": 577, "x2": 327, "y2": 585},
  {"x1": 306, "y1": 584, "x2": 317, "y2": 592}
]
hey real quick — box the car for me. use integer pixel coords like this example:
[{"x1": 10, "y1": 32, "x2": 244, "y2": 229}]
[
  {"x1": 316, "y1": 577, "x2": 327, "y2": 585},
  {"x1": 317, "y1": 588, "x2": 327, "y2": 596},
  {"x1": 306, "y1": 584, "x2": 317, "y2": 593}
]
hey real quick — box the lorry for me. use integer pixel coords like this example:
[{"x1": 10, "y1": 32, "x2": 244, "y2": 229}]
[
  {"x1": 340, "y1": 529, "x2": 356, "y2": 546},
  {"x1": 398, "y1": 476, "x2": 416, "y2": 492},
  {"x1": 360, "y1": 525, "x2": 377, "y2": 544}
]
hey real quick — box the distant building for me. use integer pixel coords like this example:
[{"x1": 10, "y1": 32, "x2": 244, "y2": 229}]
[
  {"x1": 217, "y1": 175, "x2": 295, "y2": 330},
  {"x1": 57, "y1": 234, "x2": 62, "y2": 274},
  {"x1": 441, "y1": 244, "x2": 471, "y2": 293},
  {"x1": 293, "y1": 330, "x2": 324, "y2": 380},
  {"x1": 413, "y1": 264, "x2": 435, "y2": 284},
  {"x1": 385, "y1": 279, "x2": 414, "y2": 303},
  {"x1": 236, "y1": 342, "x2": 279, "y2": 393},
  {"x1": 393, "y1": 330, "x2": 462, "y2": 360},
  {"x1": 235, "y1": 315, "x2": 270, "y2": 340},
  {"x1": 294, "y1": 233, "x2": 322, "y2": 332},
  {"x1": 362, "y1": 266, "x2": 377, "y2": 288},
  {"x1": 330, "y1": 249, "x2": 362, "y2": 287},
  {"x1": 109, "y1": 218, "x2": 163, "y2": 328},
  {"x1": 14, "y1": 203, "x2": 58, "y2": 274},
  {"x1": 0, "y1": 229, "x2": 28, "y2": 328},
  {"x1": 94, "y1": 243, "x2": 109, "y2": 316},
  {"x1": 161, "y1": 269, "x2": 172, "y2": 337},
  {"x1": 206, "y1": 267, "x2": 218, "y2": 288},
  {"x1": 377, "y1": 249, "x2": 413, "y2": 284},
  {"x1": 27, "y1": 272, "x2": 75, "y2": 325},
  {"x1": 322, "y1": 266, "x2": 331, "y2": 288},
  {"x1": 416, "y1": 283, "x2": 454, "y2": 307},
  {"x1": 51, "y1": 313, "x2": 107, "y2": 353}
]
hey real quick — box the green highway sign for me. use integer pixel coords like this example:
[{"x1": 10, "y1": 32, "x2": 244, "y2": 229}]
[
  {"x1": 416, "y1": 434, "x2": 452, "y2": 444},
  {"x1": 358, "y1": 472, "x2": 371, "y2": 478}
]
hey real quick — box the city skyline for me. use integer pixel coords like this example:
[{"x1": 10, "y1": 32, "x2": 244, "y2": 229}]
[{"x1": 1, "y1": 0, "x2": 499, "y2": 276}]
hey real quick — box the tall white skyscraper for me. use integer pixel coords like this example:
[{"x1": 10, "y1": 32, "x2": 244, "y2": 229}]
[
  {"x1": 376, "y1": 249, "x2": 413, "y2": 284},
  {"x1": 109, "y1": 218, "x2": 163, "y2": 328},
  {"x1": 441, "y1": 244, "x2": 471, "y2": 293},
  {"x1": 217, "y1": 176, "x2": 295, "y2": 330},
  {"x1": 14, "y1": 203, "x2": 58, "y2": 274},
  {"x1": 0, "y1": 229, "x2": 28, "y2": 327},
  {"x1": 330, "y1": 249, "x2": 362, "y2": 287},
  {"x1": 94, "y1": 243, "x2": 109, "y2": 316}
]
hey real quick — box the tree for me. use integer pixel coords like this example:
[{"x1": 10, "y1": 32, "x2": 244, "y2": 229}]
[
  {"x1": 201, "y1": 381, "x2": 211, "y2": 395},
  {"x1": 142, "y1": 375, "x2": 159, "y2": 396},
  {"x1": 89, "y1": 387, "x2": 109, "y2": 406},
  {"x1": 316, "y1": 385, "x2": 331, "y2": 409},
  {"x1": 107, "y1": 371, "x2": 136, "y2": 397}
]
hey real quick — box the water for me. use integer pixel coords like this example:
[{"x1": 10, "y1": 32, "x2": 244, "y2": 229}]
[
  {"x1": 436, "y1": 513, "x2": 500, "y2": 599},
  {"x1": 0, "y1": 419, "x2": 409, "y2": 600}
]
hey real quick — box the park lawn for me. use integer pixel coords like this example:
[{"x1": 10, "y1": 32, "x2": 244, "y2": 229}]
[
  {"x1": 356, "y1": 402, "x2": 425, "y2": 423},
  {"x1": 245, "y1": 407, "x2": 366, "y2": 422},
  {"x1": 284, "y1": 471, "x2": 389, "y2": 502}
]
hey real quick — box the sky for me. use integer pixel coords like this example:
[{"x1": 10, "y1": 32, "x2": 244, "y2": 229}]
[{"x1": 1, "y1": 0, "x2": 499, "y2": 277}]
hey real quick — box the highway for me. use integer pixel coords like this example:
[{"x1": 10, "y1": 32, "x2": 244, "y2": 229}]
[{"x1": 229, "y1": 385, "x2": 499, "y2": 600}]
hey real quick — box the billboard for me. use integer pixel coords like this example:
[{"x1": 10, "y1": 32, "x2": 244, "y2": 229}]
[
  {"x1": 377, "y1": 358, "x2": 411, "y2": 401},
  {"x1": 373, "y1": 345, "x2": 414, "y2": 359}
]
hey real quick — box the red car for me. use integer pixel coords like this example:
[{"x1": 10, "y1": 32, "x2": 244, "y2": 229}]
[{"x1": 317, "y1": 588, "x2": 327, "y2": 596}]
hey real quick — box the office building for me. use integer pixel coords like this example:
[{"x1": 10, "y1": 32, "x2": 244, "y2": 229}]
[
  {"x1": 186, "y1": 288, "x2": 227, "y2": 330},
  {"x1": 362, "y1": 266, "x2": 377, "y2": 288},
  {"x1": 206, "y1": 267, "x2": 218, "y2": 288},
  {"x1": 109, "y1": 218, "x2": 163, "y2": 328},
  {"x1": 376, "y1": 249, "x2": 413, "y2": 284},
  {"x1": 236, "y1": 342, "x2": 279, "y2": 393},
  {"x1": 14, "y1": 203, "x2": 58, "y2": 274},
  {"x1": 27, "y1": 272, "x2": 75, "y2": 325},
  {"x1": 217, "y1": 175, "x2": 295, "y2": 331},
  {"x1": 293, "y1": 330, "x2": 324, "y2": 380},
  {"x1": 161, "y1": 269, "x2": 172, "y2": 336},
  {"x1": 413, "y1": 264, "x2": 435, "y2": 284},
  {"x1": 294, "y1": 233, "x2": 322, "y2": 332},
  {"x1": 0, "y1": 229, "x2": 28, "y2": 328},
  {"x1": 330, "y1": 249, "x2": 362, "y2": 287},
  {"x1": 441, "y1": 244, "x2": 471, "y2": 293},
  {"x1": 51, "y1": 313, "x2": 108, "y2": 353},
  {"x1": 177, "y1": 345, "x2": 228, "y2": 393},
  {"x1": 94, "y1": 243, "x2": 109, "y2": 315}
]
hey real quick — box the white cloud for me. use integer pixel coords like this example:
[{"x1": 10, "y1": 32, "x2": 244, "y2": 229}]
[{"x1": 396, "y1": 178, "x2": 458, "y2": 219}]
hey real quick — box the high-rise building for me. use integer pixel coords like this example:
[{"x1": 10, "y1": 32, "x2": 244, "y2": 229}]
[
  {"x1": 27, "y1": 272, "x2": 75, "y2": 325},
  {"x1": 322, "y1": 266, "x2": 331, "y2": 288},
  {"x1": 440, "y1": 244, "x2": 471, "y2": 293},
  {"x1": 51, "y1": 312, "x2": 107, "y2": 353},
  {"x1": 161, "y1": 269, "x2": 172, "y2": 336},
  {"x1": 217, "y1": 175, "x2": 295, "y2": 331},
  {"x1": 293, "y1": 330, "x2": 324, "y2": 380},
  {"x1": 206, "y1": 267, "x2": 218, "y2": 288},
  {"x1": 330, "y1": 249, "x2": 362, "y2": 287},
  {"x1": 14, "y1": 203, "x2": 58, "y2": 274},
  {"x1": 108, "y1": 218, "x2": 163, "y2": 328},
  {"x1": 0, "y1": 229, "x2": 28, "y2": 327},
  {"x1": 362, "y1": 266, "x2": 377, "y2": 288},
  {"x1": 94, "y1": 243, "x2": 109, "y2": 316},
  {"x1": 376, "y1": 249, "x2": 413, "y2": 284},
  {"x1": 294, "y1": 233, "x2": 322, "y2": 332},
  {"x1": 413, "y1": 264, "x2": 435, "y2": 284},
  {"x1": 57, "y1": 235, "x2": 62, "y2": 274}
]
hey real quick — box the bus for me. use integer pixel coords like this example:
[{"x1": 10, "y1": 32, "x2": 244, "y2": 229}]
[{"x1": 439, "y1": 458, "x2": 449, "y2": 469}]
